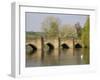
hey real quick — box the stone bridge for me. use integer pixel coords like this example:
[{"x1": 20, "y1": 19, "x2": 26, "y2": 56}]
[{"x1": 26, "y1": 37, "x2": 84, "y2": 52}]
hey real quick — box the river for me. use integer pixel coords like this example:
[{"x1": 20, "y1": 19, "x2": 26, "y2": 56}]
[{"x1": 26, "y1": 48, "x2": 89, "y2": 67}]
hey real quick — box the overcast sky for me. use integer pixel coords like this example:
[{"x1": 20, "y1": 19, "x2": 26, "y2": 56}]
[{"x1": 25, "y1": 12, "x2": 88, "y2": 32}]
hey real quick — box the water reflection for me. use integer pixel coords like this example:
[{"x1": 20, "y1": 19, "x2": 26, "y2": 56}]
[{"x1": 26, "y1": 48, "x2": 89, "y2": 67}]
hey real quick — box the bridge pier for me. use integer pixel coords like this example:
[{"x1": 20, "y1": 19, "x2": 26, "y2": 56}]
[{"x1": 41, "y1": 37, "x2": 44, "y2": 60}]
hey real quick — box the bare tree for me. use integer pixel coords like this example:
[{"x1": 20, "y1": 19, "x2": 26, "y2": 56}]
[{"x1": 75, "y1": 22, "x2": 82, "y2": 38}]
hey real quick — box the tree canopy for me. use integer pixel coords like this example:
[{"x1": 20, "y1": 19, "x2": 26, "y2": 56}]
[
  {"x1": 81, "y1": 17, "x2": 90, "y2": 48},
  {"x1": 41, "y1": 16, "x2": 60, "y2": 37},
  {"x1": 59, "y1": 24, "x2": 77, "y2": 38}
]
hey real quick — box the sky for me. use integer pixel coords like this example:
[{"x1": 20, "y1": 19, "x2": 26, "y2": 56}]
[{"x1": 25, "y1": 12, "x2": 88, "y2": 32}]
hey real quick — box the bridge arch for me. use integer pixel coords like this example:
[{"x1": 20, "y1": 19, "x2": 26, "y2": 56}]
[
  {"x1": 26, "y1": 44, "x2": 37, "y2": 53},
  {"x1": 61, "y1": 43, "x2": 69, "y2": 49},
  {"x1": 46, "y1": 43, "x2": 54, "y2": 50},
  {"x1": 74, "y1": 43, "x2": 82, "y2": 48}
]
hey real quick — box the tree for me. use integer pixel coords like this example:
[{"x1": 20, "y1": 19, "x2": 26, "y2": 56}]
[
  {"x1": 75, "y1": 22, "x2": 82, "y2": 39},
  {"x1": 41, "y1": 16, "x2": 60, "y2": 37},
  {"x1": 81, "y1": 17, "x2": 90, "y2": 48},
  {"x1": 59, "y1": 24, "x2": 77, "y2": 38}
]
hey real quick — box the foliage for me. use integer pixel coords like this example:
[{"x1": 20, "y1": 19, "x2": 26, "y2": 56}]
[
  {"x1": 59, "y1": 24, "x2": 77, "y2": 38},
  {"x1": 41, "y1": 16, "x2": 60, "y2": 37},
  {"x1": 81, "y1": 17, "x2": 90, "y2": 48}
]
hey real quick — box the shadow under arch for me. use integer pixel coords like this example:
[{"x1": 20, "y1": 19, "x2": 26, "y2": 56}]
[
  {"x1": 61, "y1": 43, "x2": 69, "y2": 49},
  {"x1": 75, "y1": 43, "x2": 82, "y2": 48},
  {"x1": 26, "y1": 44, "x2": 37, "y2": 54},
  {"x1": 46, "y1": 43, "x2": 54, "y2": 50},
  {"x1": 45, "y1": 43, "x2": 54, "y2": 54}
]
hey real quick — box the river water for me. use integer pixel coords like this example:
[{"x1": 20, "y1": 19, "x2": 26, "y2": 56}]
[{"x1": 26, "y1": 48, "x2": 89, "y2": 67}]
